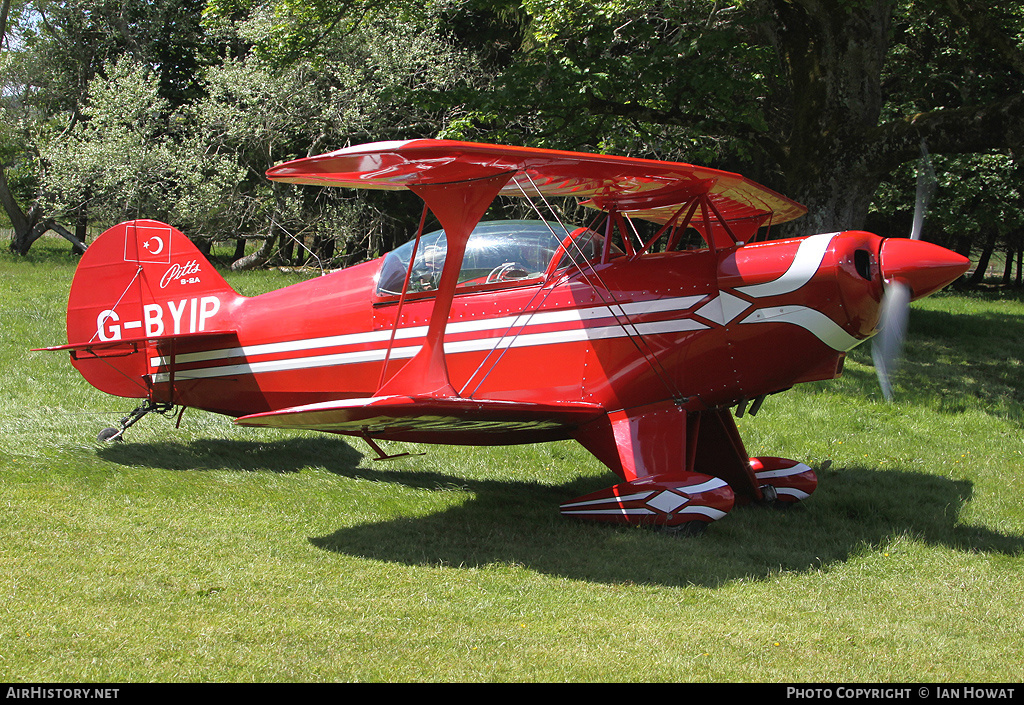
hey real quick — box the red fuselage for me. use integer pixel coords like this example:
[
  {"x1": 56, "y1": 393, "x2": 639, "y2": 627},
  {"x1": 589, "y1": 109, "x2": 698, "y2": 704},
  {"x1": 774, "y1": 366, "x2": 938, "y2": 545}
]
[{"x1": 145, "y1": 226, "x2": 891, "y2": 428}]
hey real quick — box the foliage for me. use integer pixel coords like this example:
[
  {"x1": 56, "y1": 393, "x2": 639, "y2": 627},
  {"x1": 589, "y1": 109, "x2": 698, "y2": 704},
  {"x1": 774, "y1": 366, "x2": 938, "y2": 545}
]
[
  {"x1": 16, "y1": 0, "x2": 213, "y2": 109},
  {"x1": 870, "y1": 1, "x2": 1024, "y2": 279},
  {"x1": 1, "y1": 0, "x2": 219, "y2": 250},
  {"x1": 19, "y1": 0, "x2": 481, "y2": 262},
  {"x1": 3, "y1": 0, "x2": 1023, "y2": 279},
  {"x1": 443, "y1": 0, "x2": 1023, "y2": 239},
  {"x1": 442, "y1": 0, "x2": 774, "y2": 163},
  {"x1": 931, "y1": 154, "x2": 1022, "y2": 238},
  {"x1": 40, "y1": 59, "x2": 225, "y2": 229},
  {"x1": 872, "y1": 152, "x2": 1022, "y2": 238}
]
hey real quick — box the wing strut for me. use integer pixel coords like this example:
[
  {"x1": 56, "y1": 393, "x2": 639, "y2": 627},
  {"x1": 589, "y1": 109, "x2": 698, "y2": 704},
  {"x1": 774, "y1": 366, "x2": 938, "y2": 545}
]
[
  {"x1": 377, "y1": 202, "x2": 430, "y2": 390},
  {"x1": 375, "y1": 171, "x2": 514, "y2": 398}
]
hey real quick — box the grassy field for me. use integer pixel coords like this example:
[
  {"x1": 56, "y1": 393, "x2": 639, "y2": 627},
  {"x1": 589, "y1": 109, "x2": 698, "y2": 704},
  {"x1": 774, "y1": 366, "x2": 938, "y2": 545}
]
[{"x1": 2, "y1": 235, "x2": 1022, "y2": 682}]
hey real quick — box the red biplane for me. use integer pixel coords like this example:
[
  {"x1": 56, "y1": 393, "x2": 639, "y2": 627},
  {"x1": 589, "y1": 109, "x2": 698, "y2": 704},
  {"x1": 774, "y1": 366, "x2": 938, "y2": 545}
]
[{"x1": 40, "y1": 140, "x2": 970, "y2": 530}]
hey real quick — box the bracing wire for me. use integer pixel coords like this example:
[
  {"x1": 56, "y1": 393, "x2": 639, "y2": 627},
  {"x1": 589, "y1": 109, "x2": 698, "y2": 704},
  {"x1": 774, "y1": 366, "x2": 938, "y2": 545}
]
[
  {"x1": 520, "y1": 174, "x2": 684, "y2": 402},
  {"x1": 88, "y1": 265, "x2": 144, "y2": 343},
  {"x1": 267, "y1": 218, "x2": 328, "y2": 276},
  {"x1": 460, "y1": 174, "x2": 685, "y2": 403}
]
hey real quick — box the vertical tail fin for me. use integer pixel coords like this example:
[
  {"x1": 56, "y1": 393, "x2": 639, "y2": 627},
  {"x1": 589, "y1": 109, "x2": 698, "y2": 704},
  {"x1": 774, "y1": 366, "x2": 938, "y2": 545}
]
[{"x1": 63, "y1": 220, "x2": 242, "y2": 398}]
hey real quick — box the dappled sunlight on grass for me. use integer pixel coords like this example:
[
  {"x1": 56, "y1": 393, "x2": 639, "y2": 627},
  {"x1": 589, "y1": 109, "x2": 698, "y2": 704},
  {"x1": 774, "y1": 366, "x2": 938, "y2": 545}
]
[{"x1": 895, "y1": 302, "x2": 1024, "y2": 422}]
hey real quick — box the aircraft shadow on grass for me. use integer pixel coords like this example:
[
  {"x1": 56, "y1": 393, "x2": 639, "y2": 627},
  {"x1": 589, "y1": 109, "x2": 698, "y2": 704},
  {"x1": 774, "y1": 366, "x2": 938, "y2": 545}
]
[
  {"x1": 98, "y1": 436, "x2": 364, "y2": 474},
  {"x1": 308, "y1": 463, "x2": 1023, "y2": 588},
  {"x1": 101, "y1": 437, "x2": 1023, "y2": 588}
]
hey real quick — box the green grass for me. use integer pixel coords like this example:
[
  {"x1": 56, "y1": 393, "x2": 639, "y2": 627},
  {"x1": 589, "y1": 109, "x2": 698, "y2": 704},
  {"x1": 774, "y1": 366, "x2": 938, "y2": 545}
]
[{"x1": 2, "y1": 235, "x2": 1022, "y2": 681}]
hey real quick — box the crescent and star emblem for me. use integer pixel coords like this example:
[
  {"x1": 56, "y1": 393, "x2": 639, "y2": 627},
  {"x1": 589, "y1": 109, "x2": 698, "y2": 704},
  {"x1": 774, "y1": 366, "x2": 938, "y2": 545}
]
[{"x1": 142, "y1": 236, "x2": 165, "y2": 255}]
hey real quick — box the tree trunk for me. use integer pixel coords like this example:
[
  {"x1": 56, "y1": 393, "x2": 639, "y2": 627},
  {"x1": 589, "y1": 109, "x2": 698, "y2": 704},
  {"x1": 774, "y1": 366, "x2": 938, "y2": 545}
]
[
  {"x1": 1011, "y1": 230, "x2": 1024, "y2": 288},
  {"x1": 233, "y1": 185, "x2": 284, "y2": 271},
  {"x1": 967, "y1": 226, "x2": 998, "y2": 286},
  {"x1": 230, "y1": 236, "x2": 274, "y2": 271},
  {"x1": 9, "y1": 217, "x2": 87, "y2": 255},
  {"x1": 2, "y1": 160, "x2": 88, "y2": 255},
  {"x1": 1, "y1": 164, "x2": 43, "y2": 254},
  {"x1": 73, "y1": 205, "x2": 89, "y2": 252},
  {"x1": 0, "y1": 0, "x2": 11, "y2": 60},
  {"x1": 760, "y1": 1, "x2": 1023, "y2": 236},
  {"x1": 48, "y1": 220, "x2": 88, "y2": 254},
  {"x1": 1017, "y1": 245, "x2": 1023, "y2": 288},
  {"x1": 763, "y1": 0, "x2": 896, "y2": 235},
  {"x1": 8, "y1": 217, "x2": 43, "y2": 255},
  {"x1": 320, "y1": 233, "x2": 335, "y2": 263}
]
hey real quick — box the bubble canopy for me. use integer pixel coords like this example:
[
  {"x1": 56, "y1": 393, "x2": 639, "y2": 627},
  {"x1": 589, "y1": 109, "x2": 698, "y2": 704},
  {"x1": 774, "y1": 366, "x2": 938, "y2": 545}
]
[{"x1": 375, "y1": 220, "x2": 608, "y2": 296}]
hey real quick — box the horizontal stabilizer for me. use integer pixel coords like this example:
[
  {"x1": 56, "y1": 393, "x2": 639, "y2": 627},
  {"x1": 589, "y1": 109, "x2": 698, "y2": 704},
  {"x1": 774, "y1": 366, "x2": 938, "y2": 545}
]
[
  {"x1": 35, "y1": 331, "x2": 237, "y2": 358},
  {"x1": 235, "y1": 395, "x2": 605, "y2": 445}
]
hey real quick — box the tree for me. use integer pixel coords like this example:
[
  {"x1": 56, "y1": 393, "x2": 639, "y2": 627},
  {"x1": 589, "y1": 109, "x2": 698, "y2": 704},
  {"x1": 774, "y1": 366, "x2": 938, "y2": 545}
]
[
  {"x1": 441, "y1": 0, "x2": 1023, "y2": 238},
  {"x1": 1, "y1": 0, "x2": 49, "y2": 252},
  {"x1": 872, "y1": 150, "x2": 1023, "y2": 286},
  {"x1": 30, "y1": 1, "x2": 481, "y2": 264},
  {"x1": 2, "y1": 0, "x2": 216, "y2": 254},
  {"x1": 12, "y1": 0, "x2": 1021, "y2": 269}
]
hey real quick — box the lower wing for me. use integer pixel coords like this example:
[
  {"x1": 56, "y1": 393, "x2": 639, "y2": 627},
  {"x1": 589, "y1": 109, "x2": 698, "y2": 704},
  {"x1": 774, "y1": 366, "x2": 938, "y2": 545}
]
[{"x1": 234, "y1": 394, "x2": 605, "y2": 445}]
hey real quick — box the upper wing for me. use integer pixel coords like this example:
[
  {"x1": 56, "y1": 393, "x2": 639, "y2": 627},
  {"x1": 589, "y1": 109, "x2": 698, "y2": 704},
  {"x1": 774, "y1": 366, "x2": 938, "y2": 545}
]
[{"x1": 266, "y1": 139, "x2": 806, "y2": 228}]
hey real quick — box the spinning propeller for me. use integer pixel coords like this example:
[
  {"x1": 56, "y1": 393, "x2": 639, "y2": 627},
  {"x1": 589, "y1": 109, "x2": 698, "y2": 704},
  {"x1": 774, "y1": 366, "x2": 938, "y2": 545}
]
[{"x1": 871, "y1": 144, "x2": 966, "y2": 400}]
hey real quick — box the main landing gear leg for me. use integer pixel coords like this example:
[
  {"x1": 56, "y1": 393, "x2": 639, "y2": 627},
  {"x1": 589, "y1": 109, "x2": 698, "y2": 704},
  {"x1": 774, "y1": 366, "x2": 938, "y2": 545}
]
[
  {"x1": 98, "y1": 400, "x2": 175, "y2": 442},
  {"x1": 565, "y1": 402, "x2": 738, "y2": 531}
]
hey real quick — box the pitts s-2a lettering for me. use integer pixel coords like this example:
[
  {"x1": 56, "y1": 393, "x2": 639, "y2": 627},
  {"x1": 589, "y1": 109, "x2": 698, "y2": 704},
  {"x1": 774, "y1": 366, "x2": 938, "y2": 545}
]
[{"x1": 40, "y1": 140, "x2": 970, "y2": 531}]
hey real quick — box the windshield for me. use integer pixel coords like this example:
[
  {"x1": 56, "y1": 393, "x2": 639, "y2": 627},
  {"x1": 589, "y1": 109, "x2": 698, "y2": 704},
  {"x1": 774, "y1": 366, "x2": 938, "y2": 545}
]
[{"x1": 377, "y1": 220, "x2": 576, "y2": 296}]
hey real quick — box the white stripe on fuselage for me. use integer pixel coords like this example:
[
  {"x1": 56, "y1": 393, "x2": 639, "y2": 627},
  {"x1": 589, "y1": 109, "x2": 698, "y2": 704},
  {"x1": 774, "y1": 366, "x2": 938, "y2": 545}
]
[
  {"x1": 729, "y1": 233, "x2": 863, "y2": 350},
  {"x1": 739, "y1": 305, "x2": 860, "y2": 351},
  {"x1": 150, "y1": 295, "x2": 706, "y2": 368},
  {"x1": 734, "y1": 233, "x2": 836, "y2": 299},
  {"x1": 148, "y1": 295, "x2": 708, "y2": 382}
]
